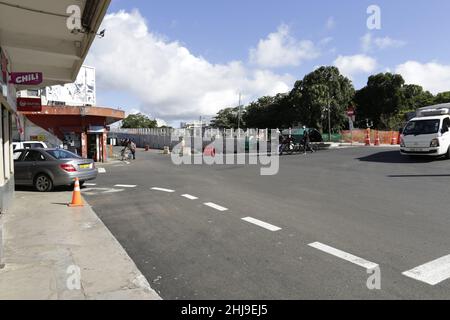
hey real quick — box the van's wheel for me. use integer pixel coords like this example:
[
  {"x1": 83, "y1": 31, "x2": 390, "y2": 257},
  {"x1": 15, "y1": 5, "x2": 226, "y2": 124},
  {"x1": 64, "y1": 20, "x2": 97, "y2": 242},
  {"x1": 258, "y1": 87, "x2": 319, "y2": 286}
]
[{"x1": 34, "y1": 174, "x2": 54, "y2": 192}]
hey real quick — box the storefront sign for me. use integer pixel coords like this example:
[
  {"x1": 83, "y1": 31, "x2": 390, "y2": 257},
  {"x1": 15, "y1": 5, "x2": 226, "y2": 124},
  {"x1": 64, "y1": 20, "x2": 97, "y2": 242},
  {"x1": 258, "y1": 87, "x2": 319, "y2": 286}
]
[
  {"x1": 17, "y1": 97, "x2": 42, "y2": 112},
  {"x1": 9, "y1": 72, "x2": 43, "y2": 86}
]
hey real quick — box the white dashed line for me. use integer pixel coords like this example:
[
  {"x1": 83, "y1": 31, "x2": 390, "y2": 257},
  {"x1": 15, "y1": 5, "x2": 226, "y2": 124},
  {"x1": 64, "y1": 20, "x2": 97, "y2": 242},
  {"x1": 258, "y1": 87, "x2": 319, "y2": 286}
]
[
  {"x1": 204, "y1": 202, "x2": 228, "y2": 212},
  {"x1": 242, "y1": 217, "x2": 281, "y2": 232},
  {"x1": 181, "y1": 194, "x2": 199, "y2": 200},
  {"x1": 115, "y1": 184, "x2": 137, "y2": 188},
  {"x1": 309, "y1": 242, "x2": 378, "y2": 270},
  {"x1": 402, "y1": 254, "x2": 450, "y2": 285},
  {"x1": 84, "y1": 183, "x2": 97, "y2": 186},
  {"x1": 151, "y1": 187, "x2": 175, "y2": 193},
  {"x1": 98, "y1": 168, "x2": 106, "y2": 174}
]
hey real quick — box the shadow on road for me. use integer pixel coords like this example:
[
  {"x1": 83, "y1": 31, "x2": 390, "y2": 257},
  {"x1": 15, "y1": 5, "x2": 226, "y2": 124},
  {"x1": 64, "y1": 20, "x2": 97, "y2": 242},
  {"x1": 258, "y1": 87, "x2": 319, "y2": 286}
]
[
  {"x1": 15, "y1": 185, "x2": 74, "y2": 193},
  {"x1": 357, "y1": 151, "x2": 435, "y2": 164}
]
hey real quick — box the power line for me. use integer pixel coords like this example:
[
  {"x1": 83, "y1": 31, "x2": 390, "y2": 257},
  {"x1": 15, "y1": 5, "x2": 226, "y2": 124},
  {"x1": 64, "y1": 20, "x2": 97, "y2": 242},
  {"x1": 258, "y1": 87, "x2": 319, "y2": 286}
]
[{"x1": 0, "y1": 1, "x2": 70, "y2": 19}]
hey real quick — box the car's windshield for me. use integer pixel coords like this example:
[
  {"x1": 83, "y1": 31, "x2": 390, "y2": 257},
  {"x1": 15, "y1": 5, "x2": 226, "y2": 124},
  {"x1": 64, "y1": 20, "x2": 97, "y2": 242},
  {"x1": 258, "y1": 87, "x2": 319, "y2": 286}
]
[
  {"x1": 403, "y1": 119, "x2": 440, "y2": 136},
  {"x1": 46, "y1": 150, "x2": 81, "y2": 159}
]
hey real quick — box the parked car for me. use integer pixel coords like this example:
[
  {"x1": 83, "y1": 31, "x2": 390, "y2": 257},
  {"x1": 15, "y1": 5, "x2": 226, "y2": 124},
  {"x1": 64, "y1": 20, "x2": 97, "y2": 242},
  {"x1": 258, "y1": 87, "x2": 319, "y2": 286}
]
[
  {"x1": 12, "y1": 141, "x2": 48, "y2": 150},
  {"x1": 14, "y1": 148, "x2": 98, "y2": 192}
]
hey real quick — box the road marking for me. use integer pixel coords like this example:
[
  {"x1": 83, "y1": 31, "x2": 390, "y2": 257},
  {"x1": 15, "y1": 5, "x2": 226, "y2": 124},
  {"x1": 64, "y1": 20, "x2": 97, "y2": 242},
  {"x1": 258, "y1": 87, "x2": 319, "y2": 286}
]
[
  {"x1": 308, "y1": 242, "x2": 378, "y2": 270},
  {"x1": 402, "y1": 255, "x2": 450, "y2": 285},
  {"x1": 242, "y1": 217, "x2": 281, "y2": 232},
  {"x1": 98, "y1": 168, "x2": 106, "y2": 173},
  {"x1": 115, "y1": 184, "x2": 137, "y2": 188},
  {"x1": 151, "y1": 187, "x2": 175, "y2": 193},
  {"x1": 181, "y1": 194, "x2": 198, "y2": 200},
  {"x1": 82, "y1": 187, "x2": 125, "y2": 195},
  {"x1": 84, "y1": 183, "x2": 97, "y2": 186},
  {"x1": 204, "y1": 202, "x2": 228, "y2": 212}
]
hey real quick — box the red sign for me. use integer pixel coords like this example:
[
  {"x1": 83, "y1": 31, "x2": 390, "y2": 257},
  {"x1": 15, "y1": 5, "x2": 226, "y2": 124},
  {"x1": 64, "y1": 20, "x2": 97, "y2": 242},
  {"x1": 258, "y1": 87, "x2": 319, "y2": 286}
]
[
  {"x1": 17, "y1": 97, "x2": 42, "y2": 112},
  {"x1": 347, "y1": 107, "x2": 355, "y2": 117},
  {"x1": 9, "y1": 72, "x2": 43, "y2": 86}
]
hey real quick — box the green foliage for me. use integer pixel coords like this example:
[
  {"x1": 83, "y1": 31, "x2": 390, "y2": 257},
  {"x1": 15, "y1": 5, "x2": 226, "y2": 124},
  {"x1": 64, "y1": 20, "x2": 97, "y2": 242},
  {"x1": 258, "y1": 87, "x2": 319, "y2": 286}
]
[
  {"x1": 210, "y1": 68, "x2": 450, "y2": 132},
  {"x1": 243, "y1": 93, "x2": 295, "y2": 129},
  {"x1": 434, "y1": 91, "x2": 450, "y2": 104},
  {"x1": 354, "y1": 73, "x2": 406, "y2": 129},
  {"x1": 122, "y1": 113, "x2": 158, "y2": 129},
  {"x1": 210, "y1": 107, "x2": 243, "y2": 129},
  {"x1": 292, "y1": 66, "x2": 355, "y2": 131}
]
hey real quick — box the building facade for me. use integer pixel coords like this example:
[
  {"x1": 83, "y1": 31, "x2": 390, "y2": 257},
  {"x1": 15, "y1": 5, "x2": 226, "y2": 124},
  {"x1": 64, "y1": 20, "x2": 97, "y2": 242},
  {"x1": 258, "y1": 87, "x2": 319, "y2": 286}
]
[{"x1": 0, "y1": 0, "x2": 111, "y2": 217}]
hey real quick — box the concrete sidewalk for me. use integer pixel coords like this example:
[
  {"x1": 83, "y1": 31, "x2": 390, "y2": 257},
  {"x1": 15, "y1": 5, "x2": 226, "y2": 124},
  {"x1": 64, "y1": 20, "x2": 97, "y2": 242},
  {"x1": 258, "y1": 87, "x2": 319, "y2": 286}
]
[{"x1": 0, "y1": 190, "x2": 161, "y2": 300}]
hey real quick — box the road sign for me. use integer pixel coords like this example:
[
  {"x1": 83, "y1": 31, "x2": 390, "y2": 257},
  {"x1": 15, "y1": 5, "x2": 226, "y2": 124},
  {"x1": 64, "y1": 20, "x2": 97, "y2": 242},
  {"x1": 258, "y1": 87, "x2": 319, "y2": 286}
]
[{"x1": 347, "y1": 107, "x2": 355, "y2": 117}]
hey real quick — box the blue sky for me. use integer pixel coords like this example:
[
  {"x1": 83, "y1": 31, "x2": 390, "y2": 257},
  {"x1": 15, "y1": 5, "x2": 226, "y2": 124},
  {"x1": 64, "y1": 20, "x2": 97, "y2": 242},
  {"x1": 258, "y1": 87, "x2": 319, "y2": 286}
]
[{"x1": 88, "y1": 0, "x2": 450, "y2": 127}]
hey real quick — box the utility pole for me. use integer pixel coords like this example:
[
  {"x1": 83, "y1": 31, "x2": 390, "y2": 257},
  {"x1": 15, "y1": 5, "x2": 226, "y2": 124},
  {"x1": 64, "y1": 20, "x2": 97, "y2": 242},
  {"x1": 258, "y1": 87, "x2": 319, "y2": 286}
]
[
  {"x1": 328, "y1": 94, "x2": 332, "y2": 142},
  {"x1": 237, "y1": 93, "x2": 242, "y2": 138}
]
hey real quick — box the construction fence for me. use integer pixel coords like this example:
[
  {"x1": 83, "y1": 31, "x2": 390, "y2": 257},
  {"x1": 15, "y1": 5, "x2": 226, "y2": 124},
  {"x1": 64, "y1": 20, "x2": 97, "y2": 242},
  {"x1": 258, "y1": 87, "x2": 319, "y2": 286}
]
[{"x1": 108, "y1": 128, "x2": 402, "y2": 150}]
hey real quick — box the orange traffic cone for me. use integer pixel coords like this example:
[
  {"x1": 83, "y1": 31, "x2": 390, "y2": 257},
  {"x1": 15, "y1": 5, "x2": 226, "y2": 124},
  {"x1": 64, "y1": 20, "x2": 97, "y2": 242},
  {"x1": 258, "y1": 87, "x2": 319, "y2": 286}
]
[
  {"x1": 365, "y1": 129, "x2": 371, "y2": 146},
  {"x1": 68, "y1": 178, "x2": 84, "y2": 207},
  {"x1": 391, "y1": 132, "x2": 397, "y2": 145},
  {"x1": 374, "y1": 130, "x2": 380, "y2": 146}
]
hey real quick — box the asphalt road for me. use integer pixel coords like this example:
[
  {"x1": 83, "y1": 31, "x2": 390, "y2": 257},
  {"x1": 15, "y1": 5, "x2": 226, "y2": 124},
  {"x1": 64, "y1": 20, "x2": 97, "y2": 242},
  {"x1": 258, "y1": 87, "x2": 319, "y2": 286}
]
[{"x1": 83, "y1": 147, "x2": 450, "y2": 299}]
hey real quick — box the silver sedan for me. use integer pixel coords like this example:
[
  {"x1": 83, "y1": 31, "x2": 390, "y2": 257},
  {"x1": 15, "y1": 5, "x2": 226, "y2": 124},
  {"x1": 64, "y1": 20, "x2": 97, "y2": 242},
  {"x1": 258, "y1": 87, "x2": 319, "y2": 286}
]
[{"x1": 14, "y1": 148, "x2": 98, "y2": 192}]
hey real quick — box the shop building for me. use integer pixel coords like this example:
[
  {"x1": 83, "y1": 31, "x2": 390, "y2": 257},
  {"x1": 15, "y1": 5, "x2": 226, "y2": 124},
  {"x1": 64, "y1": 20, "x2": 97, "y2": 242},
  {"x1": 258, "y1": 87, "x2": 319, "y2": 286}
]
[
  {"x1": 0, "y1": 0, "x2": 111, "y2": 216},
  {"x1": 19, "y1": 105, "x2": 124, "y2": 162}
]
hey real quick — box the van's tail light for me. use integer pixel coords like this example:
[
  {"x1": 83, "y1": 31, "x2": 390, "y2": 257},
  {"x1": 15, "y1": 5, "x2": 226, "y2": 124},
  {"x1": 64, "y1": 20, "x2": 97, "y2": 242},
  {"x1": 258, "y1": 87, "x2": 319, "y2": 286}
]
[{"x1": 60, "y1": 164, "x2": 77, "y2": 172}]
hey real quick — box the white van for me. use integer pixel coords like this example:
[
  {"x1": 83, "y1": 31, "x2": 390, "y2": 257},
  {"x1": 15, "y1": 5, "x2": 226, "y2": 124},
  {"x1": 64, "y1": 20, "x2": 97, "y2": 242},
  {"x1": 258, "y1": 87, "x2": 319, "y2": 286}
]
[
  {"x1": 400, "y1": 103, "x2": 450, "y2": 159},
  {"x1": 12, "y1": 141, "x2": 48, "y2": 150}
]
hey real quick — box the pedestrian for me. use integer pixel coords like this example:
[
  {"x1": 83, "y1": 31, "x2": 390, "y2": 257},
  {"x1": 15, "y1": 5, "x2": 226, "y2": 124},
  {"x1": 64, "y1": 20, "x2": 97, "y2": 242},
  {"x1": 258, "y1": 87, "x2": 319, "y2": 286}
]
[
  {"x1": 129, "y1": 139, "x2": 137, "y2": 160},
  {"x1": 278, "y1": 131, "x2": 285, "y2": 155},
  {"x1": 303, "y1": 126, "x2": 314, "y2": 154}
]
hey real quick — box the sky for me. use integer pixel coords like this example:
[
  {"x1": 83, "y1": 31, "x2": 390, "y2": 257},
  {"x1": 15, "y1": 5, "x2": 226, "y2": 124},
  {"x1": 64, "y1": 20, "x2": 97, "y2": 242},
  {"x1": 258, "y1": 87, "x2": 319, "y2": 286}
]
[{"x1": 85, "y1": 0, "x2": 450, "y2": 127}]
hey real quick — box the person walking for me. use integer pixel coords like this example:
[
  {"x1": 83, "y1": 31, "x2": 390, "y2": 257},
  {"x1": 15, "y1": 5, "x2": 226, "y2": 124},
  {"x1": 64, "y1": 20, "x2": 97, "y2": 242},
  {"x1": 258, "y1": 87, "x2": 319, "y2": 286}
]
[
  {"x1": 303, "y1": 127, "x2": 314, "y2": 154},
  {"x1": 129, "y1": 139, "x2": 137, "y2": 160}
]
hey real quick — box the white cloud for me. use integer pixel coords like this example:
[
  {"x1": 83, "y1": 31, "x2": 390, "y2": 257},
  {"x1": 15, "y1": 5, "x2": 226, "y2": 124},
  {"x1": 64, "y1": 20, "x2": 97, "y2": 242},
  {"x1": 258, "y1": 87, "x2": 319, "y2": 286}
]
[
  {"x1": 326, "y1": 17, "x2": 336, "y2": 30},
  {"x1": 395, "y1": 61, "x2": 450, "y2": 94},
  {"x1": 86, "y1": 10, "x2": 293, "y2": 121},
  {"x1": 361, "y1": 33, "x2": 406, "y2": 52},
  {"x1": 249, "y1": 24, "x2": 320, "y2": 68},
  {"x1": 334, "y1": 54, "x2": 377, "y2": 79}
]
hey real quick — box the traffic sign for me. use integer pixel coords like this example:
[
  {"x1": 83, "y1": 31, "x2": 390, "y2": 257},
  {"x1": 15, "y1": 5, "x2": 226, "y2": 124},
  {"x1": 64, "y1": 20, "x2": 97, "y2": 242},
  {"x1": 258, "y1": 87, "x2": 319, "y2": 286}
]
[{"x1": 347, "y1": 107, "x2": 355, "y2": 117}]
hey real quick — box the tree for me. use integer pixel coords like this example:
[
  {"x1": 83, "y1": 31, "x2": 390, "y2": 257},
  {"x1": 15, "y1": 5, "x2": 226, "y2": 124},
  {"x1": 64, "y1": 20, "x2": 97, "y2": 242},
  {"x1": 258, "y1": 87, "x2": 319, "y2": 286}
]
[
  {"x1": 291, "y1": 66, "x2": 355, "y2": 132},
  {"x1": 210, "y1": 107, "x2": 243, "y2": 129},
  {"x1": 402, "y1": 84, "x2": 434, "y2": 111},
  {"x1": 434, "y1": 91, "x2": 450, "y2": 104},
  {"x1": 354, "y1": 73, "x2": 405, "y2": 129},
  {"x1": 121, "y1": 113, "x2": 158, "y2": 129}
]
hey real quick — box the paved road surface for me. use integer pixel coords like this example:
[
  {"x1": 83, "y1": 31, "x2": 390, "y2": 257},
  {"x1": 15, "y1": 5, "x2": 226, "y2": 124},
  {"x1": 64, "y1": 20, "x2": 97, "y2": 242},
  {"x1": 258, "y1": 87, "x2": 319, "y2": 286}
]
[{"x1": 83, "y1": 147, "x2": 450, "y2": 299}]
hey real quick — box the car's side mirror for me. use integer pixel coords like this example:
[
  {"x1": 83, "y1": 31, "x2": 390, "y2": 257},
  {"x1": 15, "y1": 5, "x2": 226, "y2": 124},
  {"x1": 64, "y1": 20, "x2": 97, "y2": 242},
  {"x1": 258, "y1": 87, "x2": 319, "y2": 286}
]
[{"x1": 442, "y1": 127, "x2": 449, "y2": 134}]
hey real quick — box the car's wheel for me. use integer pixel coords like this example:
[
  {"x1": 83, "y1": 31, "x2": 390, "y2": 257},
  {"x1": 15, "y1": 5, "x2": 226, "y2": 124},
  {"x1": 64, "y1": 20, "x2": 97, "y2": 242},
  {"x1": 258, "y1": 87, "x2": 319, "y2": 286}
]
[
  {"x1": 34, "y1": 174, "x2": 53, "y2": 192},
  {"x1": 446, "y1": 147, "x2": 450, "y2": 160}
]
